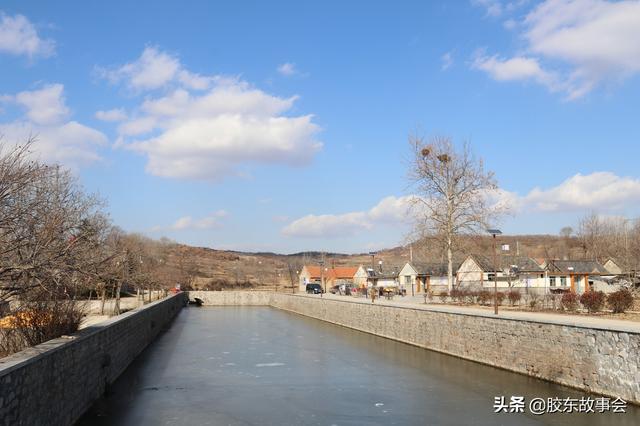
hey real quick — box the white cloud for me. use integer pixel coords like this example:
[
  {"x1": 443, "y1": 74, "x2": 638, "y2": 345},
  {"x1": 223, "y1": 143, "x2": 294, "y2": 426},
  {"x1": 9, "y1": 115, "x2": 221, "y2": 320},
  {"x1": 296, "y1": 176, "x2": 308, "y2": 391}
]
[
  {"x1": 0, "y1": 120, "x2": 106, "y2": 167},
  {"x1": 521, "y1": 172, "x2": 640, "y2": 212},
  {"x1": 472, "y1": 0, "x2": 640, "y2": 99},
  {"x1": 277, "y1": 62, "x2": 298, "y2": 76},
  {"x1": 13, "y1": 84, "x2": 69, "y2": 125},
  {"x1": 282, "y1": 171, "x2": 640, "y2": 239},
  {"x1": 0, "y1": 84, "x2": 106, "y2": 167},
  {"x1": 472, "y1": 54, "x2": 559, "y2": 89},
  {"x1": 95, "y1": 108, "x2": 127, "y2": 122},
  {"x1": 282, "y1": 212, "x2": 371, "y2": 238},
  {"x1": 282, "y1": 195, "x2": 414, "y2": 238},
  {"x1": 98, "y1": 46, "x2": 212, "y2": 91},
  {"x1": 472, "y1": 0, "x2": 504, "y2": 16},
  {"x1": 153, "y1": 210, "x2": 228, "y2": 232},
  {"x1": 441, "y1": 52, "x2": 454, "y2": 70},
  {"x1": 0, "y1": 12, "x2": 55, "y2": 58},
  {"x1": 103, "y1": 48, "x2": 322, "y2": 181}
]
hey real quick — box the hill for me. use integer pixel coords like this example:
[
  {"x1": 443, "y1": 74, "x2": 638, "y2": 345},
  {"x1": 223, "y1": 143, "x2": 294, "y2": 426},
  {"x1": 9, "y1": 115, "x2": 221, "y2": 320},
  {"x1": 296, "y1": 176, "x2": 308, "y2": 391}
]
[{"x1": 164, "y1": 233, "x2": 587, "y2": 290}]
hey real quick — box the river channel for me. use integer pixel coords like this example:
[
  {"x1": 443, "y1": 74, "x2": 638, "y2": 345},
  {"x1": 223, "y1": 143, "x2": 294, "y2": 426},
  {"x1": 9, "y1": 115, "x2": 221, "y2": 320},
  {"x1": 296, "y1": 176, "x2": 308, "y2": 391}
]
[{"x1": 78, "y1": 307, "x2": 639, "y2": 425}]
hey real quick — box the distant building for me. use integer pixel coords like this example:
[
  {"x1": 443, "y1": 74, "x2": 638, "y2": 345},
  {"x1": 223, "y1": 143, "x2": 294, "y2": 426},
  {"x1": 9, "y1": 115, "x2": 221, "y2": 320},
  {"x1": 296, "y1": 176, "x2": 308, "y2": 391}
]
[
  {"x1": 298, "y1": 265, "x2": 359, "y2": 292},
  {"x1": 354, "y1": 264, "x2": 402, "y2": 290},
  {"x1": 604, "y1": 258, "x2": 623, "y2": 275},
  {"x1": 398, "y1": 262, "x2": 452, "y2": 294},
  {"x1": 545, "y1": 259, "x2": 608, "y2": 294},
  {"x1": 456, "y1": 255, "x2": 546, "y2": 290}
]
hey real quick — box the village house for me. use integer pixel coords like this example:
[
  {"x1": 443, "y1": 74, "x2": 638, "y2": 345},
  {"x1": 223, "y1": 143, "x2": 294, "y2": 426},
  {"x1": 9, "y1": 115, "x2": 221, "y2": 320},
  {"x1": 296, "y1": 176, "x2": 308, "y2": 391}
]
[
  {"x1": 353, "y1": 265, "x2": 371, "y2": 288},
  {"x1": 398, "y1": 262, "x2": 452, "y2": 295},
  {"x1": 604, "y1": 258, "x2": 624, "y2": 275},
  {"x1": 354, "y1": 264, "x2": 402, "y2": 291},
  {"x1": 545, "y1": 259, "x2": 609, "y2": 294},
  {"x1": 298, "y1": 265, "x2": 359, "y2": 292},
  {"x1": 456, "y1": 255, "x2": 546, "y2": 290}
]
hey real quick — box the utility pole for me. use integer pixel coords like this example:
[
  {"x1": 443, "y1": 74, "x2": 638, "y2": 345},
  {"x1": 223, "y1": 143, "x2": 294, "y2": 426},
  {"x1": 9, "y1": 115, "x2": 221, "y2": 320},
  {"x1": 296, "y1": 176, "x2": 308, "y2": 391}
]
[
  {"x1": 368, "y1": 251, "x2": 376, "y2": 302},
  {"x1": 320, "y1": 254, "x2": 325, "y2": 297},
  {"x1": 488, "y1": 229, "x2": 502, "y2": 315}
]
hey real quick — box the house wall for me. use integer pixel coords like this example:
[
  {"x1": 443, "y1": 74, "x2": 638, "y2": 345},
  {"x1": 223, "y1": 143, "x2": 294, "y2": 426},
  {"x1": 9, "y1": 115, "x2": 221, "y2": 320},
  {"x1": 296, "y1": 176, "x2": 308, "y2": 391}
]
[
  {"x1": 375, "y1": 278, "x2": 398, "y2": 288},
  {"x1": 481, "y1": 272, "x2": 547, "y2": 289},
  {"x1": 456, "y1": 258, "x2": 483, "y2": 286},
  {"x1": 353, "y1": 266, "x2": 369, "y2": 287},
  {"x1": 604, "y1": 260, "x2": 623, "y2": 275},
  {"x1": 399, "y1": 264, "x2": 418, "y2": 293}
]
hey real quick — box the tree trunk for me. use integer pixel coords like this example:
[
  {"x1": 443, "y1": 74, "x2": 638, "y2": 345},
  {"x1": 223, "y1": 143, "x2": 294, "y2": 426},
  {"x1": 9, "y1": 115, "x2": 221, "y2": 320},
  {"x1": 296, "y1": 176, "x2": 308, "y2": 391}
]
[
  {"x1": 114, "y1": 282, "x2": 122, "y2": 315},
  {"x1": 100, "y1": 287, "x2": 106, "y2": 315},
  {"x1": 447, "y1": 244, "x2": 453, "y2": 293}
]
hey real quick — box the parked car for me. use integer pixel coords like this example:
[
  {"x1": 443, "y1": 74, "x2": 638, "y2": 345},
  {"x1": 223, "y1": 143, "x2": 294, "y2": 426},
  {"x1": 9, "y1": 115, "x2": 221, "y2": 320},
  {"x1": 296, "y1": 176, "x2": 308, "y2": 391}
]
[
  {"x1": 330, "y1": 283, "x2": 357, "y2": 295},
  {"x1": 306, "y1": 283, "x2": 324, "y2": 294}
]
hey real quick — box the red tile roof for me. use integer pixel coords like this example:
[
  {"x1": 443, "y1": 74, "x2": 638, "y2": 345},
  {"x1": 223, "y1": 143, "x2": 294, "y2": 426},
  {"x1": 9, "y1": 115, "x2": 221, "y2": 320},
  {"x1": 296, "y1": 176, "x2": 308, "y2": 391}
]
[{"x1": 303, "y1": 265, "x2": 359, "y2": 279}]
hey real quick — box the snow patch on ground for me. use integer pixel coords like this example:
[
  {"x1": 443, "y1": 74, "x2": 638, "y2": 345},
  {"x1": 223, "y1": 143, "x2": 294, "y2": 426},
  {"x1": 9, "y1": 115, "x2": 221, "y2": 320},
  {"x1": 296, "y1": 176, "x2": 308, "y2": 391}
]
[{"x1": 255, "y1": 363, "x2": 285, "y2": 367}]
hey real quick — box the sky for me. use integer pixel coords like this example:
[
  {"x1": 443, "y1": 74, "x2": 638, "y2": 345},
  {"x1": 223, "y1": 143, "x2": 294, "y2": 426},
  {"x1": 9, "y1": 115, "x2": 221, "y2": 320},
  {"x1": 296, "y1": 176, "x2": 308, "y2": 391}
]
[{"x1": 1, "y1": 0, "x2": 640, "y2": 254}]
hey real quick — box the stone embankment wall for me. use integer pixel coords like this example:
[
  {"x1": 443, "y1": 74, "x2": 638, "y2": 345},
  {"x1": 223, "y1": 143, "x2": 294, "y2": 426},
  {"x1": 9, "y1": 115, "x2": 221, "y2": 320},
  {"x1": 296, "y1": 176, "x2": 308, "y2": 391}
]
[
  {"x1": 268, "y1": 294, "x2": 640, "y2": 404},
  {"x1": 0, "y1": 292, "x2": 186, "y2": 426},
  {"x1": 188, "y1": 290, "x2": 272, "y2": 305}
]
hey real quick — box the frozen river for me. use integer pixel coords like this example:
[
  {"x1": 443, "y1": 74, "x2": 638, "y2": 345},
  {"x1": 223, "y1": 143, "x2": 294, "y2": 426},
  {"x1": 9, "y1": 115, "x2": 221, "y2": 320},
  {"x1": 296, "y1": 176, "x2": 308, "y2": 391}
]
[{"x1": 78, "y1": 307, "x2": 639, "y2": 425}]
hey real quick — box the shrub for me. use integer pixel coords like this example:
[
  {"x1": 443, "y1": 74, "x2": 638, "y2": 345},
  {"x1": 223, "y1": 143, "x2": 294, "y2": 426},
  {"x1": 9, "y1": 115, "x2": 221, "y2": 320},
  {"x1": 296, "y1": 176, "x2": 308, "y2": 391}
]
[
  {"x1": 439, "y1": 291, "x2": 449, "y2": 303},
  {"x1": 496, "y1": 291, "x2": 505, "y2": 306},
  {"x1": 450, "y1": 288, "x2": 463, "y2": 303},
  {"x1": 465, "y1": 290, "x2": 478, "y2": 304},
  {"x1": 0, "y1": 301, "x2": 85, "y2": 357},
  {"x1": 477, "y1": 290, "x2": 492, "y2": 305},
  {"x1": 527, "y1": 293, "x2": 541, "y2": 310},
  {"x1": 607, "y1": 289, "x2": 634, "y2": 314},
  {"x1": 561, "y1": 292, "x2": 579, "y2": 311},
  {"x1": 507, "y1": 290, "x2": 521, "y2": 306},
  {"x1": 579, "y1": 291, "x2": 606, "y2": 313},
  {"x1": 544, "y1": 293, "x2": 559, "y2": 310}
]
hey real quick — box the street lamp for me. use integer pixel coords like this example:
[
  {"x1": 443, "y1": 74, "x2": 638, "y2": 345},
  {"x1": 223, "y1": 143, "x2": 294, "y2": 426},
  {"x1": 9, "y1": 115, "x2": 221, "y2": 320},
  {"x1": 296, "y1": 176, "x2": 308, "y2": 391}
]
[
  {"x1": 368, "y1": 251, "x2": 377, "y2": 301},
  {"x1": 319, "y1": 258, "x2": 325, "y2": 297},
  {"x1": 487, "y1": 228, "x2": 502, "y2": 315}
]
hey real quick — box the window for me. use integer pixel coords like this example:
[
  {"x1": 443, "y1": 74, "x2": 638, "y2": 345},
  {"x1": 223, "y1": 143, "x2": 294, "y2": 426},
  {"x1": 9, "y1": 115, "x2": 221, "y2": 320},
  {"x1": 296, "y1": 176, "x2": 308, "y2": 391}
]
[
  {"x1": 487, "y1": 273, "x2": 496, "y2": 281},
  {"x1": 404, "y1": 276, "x2": 411, "y2": 285},
  {"x1": 550, "y1": 277, "x2": 556, "y2": 287},
  {"x1": 560, "y1": 276, "x2": 567, "y2": 286}
]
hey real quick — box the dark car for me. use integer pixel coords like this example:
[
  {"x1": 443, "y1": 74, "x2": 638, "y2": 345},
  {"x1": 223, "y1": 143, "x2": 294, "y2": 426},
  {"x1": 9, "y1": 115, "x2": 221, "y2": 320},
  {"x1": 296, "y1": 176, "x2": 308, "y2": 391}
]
[{"x1": 306, "y1": 283, "x2": 324, "y2": 294}]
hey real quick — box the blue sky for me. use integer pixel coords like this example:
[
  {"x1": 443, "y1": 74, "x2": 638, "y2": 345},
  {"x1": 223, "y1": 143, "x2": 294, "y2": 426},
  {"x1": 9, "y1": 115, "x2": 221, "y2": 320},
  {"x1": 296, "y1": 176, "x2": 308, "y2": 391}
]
[{"x1": 1, "y1": 0, "x2": 640, "y2": 253}]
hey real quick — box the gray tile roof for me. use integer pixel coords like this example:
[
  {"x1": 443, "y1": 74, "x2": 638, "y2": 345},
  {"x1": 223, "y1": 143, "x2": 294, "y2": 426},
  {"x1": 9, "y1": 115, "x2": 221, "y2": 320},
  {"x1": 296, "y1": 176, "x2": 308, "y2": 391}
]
[
  {"x1": 409, "y1": 262, "x2": 457, "y2": 276},
  {"x1": 546, "y1": 260, "x2": 608, "y2": 274},
  {"x1": 467, "y1": 255, "x2": 543, "y2": 272}
]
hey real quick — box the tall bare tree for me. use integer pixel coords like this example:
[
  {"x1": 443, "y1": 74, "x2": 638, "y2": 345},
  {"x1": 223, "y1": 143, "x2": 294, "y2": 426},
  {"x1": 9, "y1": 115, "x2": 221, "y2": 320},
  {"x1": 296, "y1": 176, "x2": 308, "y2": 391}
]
[{"x1": 408, "y1": 135, "x2": 505, "y2": 291}]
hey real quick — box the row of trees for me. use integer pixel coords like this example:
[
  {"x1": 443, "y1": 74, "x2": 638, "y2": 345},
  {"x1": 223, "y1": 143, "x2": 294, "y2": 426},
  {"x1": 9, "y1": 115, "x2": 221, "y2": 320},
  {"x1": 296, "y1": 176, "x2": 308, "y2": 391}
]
[
  {"x1": 573, "y1": 213, "x2": 640, "y2": 273},
  {"x1": 0, "y1": 141, "x2": 190, "y2": 356}
]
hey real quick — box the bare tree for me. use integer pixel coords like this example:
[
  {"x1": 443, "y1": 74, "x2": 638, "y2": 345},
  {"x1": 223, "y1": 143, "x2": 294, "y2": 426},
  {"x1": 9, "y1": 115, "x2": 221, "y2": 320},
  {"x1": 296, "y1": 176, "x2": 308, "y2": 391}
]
[
  {"x1": 407, "y1": 135, "x2": 505, "y2": 292},
  {"x1": 0, "y1": 140, "x2": 117, "y2": 355},
  {"x1": 560, "y1": 226, "x2": 574, "y2": 238}
]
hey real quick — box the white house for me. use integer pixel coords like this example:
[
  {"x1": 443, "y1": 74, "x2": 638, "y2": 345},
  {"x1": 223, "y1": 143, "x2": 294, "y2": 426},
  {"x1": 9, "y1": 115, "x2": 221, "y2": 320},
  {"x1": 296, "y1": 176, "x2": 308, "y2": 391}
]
[
  {"x1": 604, "y1": 258, "x2": 623, "y2": 275},
  {"x1": 399, "y1": 262, "x2": 451, "y2": 294},
  {"x1": 456, "y1": 255, "x2": 546, "y2": 290},
  {"x1": 545, "y1": 260, "x2": 609, "y2": 294}
]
